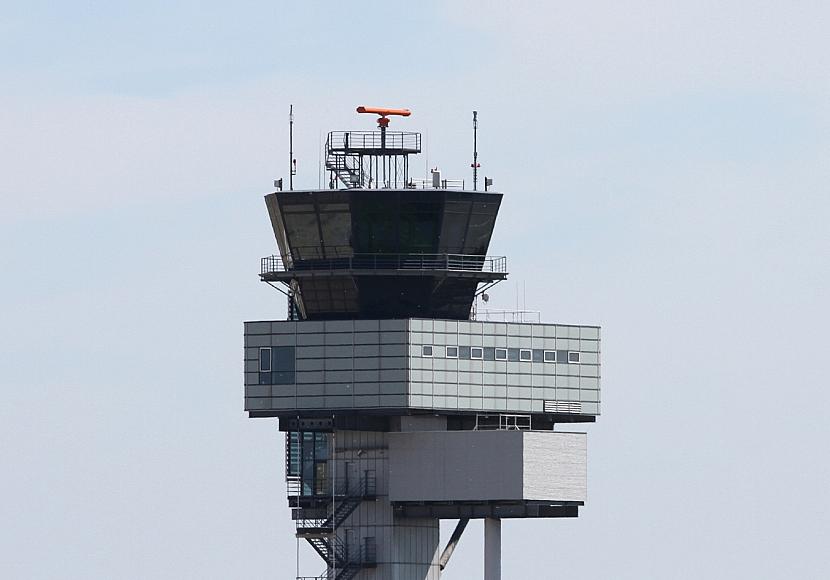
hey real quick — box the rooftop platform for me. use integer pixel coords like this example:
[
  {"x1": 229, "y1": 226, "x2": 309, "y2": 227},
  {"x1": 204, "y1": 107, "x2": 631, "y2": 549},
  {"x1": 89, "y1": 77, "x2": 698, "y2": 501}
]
[{"x1": 327, "y1": 130, "x2": 421, "y2": 156}]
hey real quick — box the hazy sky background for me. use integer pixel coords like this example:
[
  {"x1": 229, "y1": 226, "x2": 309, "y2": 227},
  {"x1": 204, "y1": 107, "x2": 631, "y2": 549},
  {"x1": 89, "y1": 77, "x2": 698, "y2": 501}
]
[{"x1": 1, "y1": 1, "x2": 828, "y2": 578}]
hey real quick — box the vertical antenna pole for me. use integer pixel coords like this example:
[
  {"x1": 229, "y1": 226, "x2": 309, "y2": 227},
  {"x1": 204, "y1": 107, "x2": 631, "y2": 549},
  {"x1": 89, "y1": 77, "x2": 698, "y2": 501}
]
[
  {"x1": 472, "y1": 110, "x2": 479, "y2": 191},
  {"x1": 289, "y1": 104, "x2": 295, "y2": 190}
]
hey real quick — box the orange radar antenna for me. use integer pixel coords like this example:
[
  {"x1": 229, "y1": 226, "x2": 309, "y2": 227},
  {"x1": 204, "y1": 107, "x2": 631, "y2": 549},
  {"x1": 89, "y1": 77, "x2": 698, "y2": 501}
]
[{"x1": 356, "y1": 106, "x2": 411, "y2": 128}]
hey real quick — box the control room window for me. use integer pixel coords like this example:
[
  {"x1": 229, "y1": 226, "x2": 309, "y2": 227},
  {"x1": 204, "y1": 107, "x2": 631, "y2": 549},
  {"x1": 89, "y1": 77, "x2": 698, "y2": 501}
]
[
  {"x1": 495, "y1": 348, "x2": 507, "y2": 361},
  {"x1": 519, "y1": 349, "x2": 532, "y2": 361},
  {"x1": 422, "y1": 345, "x2": 433, "y2": 357},
  {"x1": 544, "y1": 350, "x2": 556, "y2": 363},
  {"x1": 259, "y1": 347, "x2": 272, "y2": 372},
  {"x1": 568, "y1": 351, "x2": 581, "y2": 363},
  {"x1": 470, "y1": 347, "x2": 483, "y2": 359},
  {"x1": 446, "y1": 346, "x2": 458, "y2": 358}
]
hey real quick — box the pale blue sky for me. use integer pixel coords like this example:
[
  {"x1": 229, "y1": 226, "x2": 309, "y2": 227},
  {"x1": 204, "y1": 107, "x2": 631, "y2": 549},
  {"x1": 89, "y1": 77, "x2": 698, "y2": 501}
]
[{"x1": 1, "y1": 2, "x2": 829, "y2": 578}]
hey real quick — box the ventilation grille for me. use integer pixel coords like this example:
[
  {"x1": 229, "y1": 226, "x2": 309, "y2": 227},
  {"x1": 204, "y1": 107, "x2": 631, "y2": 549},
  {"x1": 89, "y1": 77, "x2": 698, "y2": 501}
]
[{"x1": 544, "y1": 401, "x2": 582, "y2": 414}]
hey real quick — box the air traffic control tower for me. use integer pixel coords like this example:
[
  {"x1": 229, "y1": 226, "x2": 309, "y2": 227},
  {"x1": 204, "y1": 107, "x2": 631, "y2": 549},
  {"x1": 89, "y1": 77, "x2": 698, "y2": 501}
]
[{"x1": 244, "y1": 107, "x2": 601, "y2": 580}]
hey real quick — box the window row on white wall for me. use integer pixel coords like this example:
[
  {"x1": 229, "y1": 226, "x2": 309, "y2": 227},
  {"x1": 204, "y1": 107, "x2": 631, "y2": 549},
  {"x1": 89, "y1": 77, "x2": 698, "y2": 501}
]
[{"x1": 420, "y1": 345, "x2": 580, "y2": 364}]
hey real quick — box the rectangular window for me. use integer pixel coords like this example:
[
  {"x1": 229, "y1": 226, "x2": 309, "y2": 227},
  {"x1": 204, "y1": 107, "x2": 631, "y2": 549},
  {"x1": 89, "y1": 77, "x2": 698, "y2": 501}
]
[
  {"x1": 544, "y1": 350, "x2": 556, "y2": 362},
  {"x1": 495, "y1": 348, "x2": 507, "y2": 361},
  {"x1": 446, "y1": 346, "x2": 458, "y2": 358},
  {"x1": 471, "y1": 347, "x2": 483, "y2": 359},
  {"x1": 422, "y1": 345, "x2": 433, "y2": 357},
  {"x1": 568, "y1": 351, "x2": 581, "y2": 363},
  {"x1": 286, "y1": 432, "x2": 301, "y2": 477},
  {"x1": 459, "y1": 346, "x2": 472, "y2": 359},
  {"x1": 519, "y1": 349, "x2": 532, "y2": 361},
  {"x1": 272, "y1": 346, "x2": 295, "y2": 371},
  {"x1": 259, "y1": 347, "x2": 272, "y2": 372}
]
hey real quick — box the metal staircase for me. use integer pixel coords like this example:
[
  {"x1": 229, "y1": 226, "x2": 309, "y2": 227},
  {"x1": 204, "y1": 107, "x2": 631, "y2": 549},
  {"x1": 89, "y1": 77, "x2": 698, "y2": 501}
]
[
  {"x1": 325, "y1": 150, "x2": 362, "y2": 189},
  {"x1": 295, "y1": 473, "x2": 377, "y2": 576}
]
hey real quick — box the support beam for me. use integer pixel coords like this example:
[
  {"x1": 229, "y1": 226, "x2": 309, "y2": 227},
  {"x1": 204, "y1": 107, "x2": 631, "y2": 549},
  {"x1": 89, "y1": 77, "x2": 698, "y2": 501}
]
[
  {"x1": 439, "y1": 518, "x2": 469, "y2": 571},
  {"x1": 484, "y1": 518, "x2": 501, "y2": 580}
]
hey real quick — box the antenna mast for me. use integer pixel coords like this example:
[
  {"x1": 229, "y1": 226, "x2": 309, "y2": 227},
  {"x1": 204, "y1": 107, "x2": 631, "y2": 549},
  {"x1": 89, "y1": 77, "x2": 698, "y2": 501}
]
[
  {"x1": 472, "y1": 110, "x2": 479, "y2": 191},
  {"x1": 289, "y1": 105, "x2": 296, "y2": 190}
]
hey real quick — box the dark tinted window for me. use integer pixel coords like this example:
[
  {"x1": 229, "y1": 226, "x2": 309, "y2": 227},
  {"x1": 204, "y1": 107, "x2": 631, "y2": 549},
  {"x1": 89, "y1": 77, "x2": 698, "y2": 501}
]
[
  {"x1": 273, "y1": 346, "x2": 295, "y2": 371},
  {"x1": 259, "y1": 348, "x2": 272, "y2": 372},
  {"x1": 507, "y1": 348, "x2": 520, "y2": 362},
  {"x1": 446, "y1": 346, "x2": 458, "y2": 358}
]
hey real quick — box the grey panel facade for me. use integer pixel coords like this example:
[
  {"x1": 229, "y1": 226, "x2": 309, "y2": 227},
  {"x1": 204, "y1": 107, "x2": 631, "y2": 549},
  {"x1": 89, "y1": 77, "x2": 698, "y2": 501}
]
[
  {"x1": 244, "y1": 318, "x2": 601, "y2": 417},
  {"x1": 388, "y1": 430, "x2": 587, "y2": 503}
]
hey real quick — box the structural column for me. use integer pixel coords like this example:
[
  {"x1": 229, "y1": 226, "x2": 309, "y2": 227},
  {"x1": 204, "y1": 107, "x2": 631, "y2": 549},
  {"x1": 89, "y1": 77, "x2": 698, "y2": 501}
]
[{"x1": 484, "y1": 518, "x2": 501, "y2": 580}]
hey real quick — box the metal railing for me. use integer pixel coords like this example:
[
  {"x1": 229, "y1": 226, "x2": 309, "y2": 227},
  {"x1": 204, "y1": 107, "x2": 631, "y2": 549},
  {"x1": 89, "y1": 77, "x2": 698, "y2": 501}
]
[
  {"x1": 327, "y1": 131, "x2": 421, "y2": 153},
  {"x1": 471, "y1": 309, "x2": 541, "y2": 323},
  {"x1": 262, "y1": 253, "x2": 507, "y2": 276},
  {"x1": 296, "y1": 540, "x2": 376, "y2": 580},
  {"x1": 288, "y1": 472, "x2": 377, "y2": 500},
  {"x1": 407, "y1": 178, "x2": 466, "y2": 190},
  {"x1": 474, "y1": 414, "x2": 532, "y2": 431}
]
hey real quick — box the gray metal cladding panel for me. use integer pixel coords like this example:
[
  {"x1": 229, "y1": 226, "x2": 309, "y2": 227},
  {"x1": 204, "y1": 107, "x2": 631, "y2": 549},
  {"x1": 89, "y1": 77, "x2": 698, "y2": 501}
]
[
  {"x1": 523, "y1": 432, "x2": 587, "y2": 502},
  {"x1": 388, "y1": 431, "x2": 525, "y2": 502},
  {"x1": 244, "y1": 318, "x2": 600, "y2": 416},
  {"x1": 407, "y1": 320, "x2": 601, "y2": 417},
  {"x1": 388, "y1": 431, "x2": 587, "y2": 503}
]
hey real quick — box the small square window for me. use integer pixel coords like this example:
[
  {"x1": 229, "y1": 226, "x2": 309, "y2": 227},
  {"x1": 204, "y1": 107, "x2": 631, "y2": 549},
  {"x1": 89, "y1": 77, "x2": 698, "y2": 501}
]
[
  {"x1": 519, "y1": 349, "x2": 532, "y2": 361},
  {"x1": 446, "y1": 346, "x2": 459, "y2": 358},
  {"x1": 259, "y1": 347, "x2": 272, "y2": 372},
  {"x1": 568, "y1": 351, "x2": 581, "y2": 363},
  {"x1": 495, "y1": 348, "x2": 507, "y2": 361},
  {"x1": 422, "y1": 345, "x2": 433, "y2": 357},
  {"x1": 470, "y1": 347, "x2": 483, "y2": 359},
  {"x1": 544, "y1": 350, "x2": 556, "y2": 363}
]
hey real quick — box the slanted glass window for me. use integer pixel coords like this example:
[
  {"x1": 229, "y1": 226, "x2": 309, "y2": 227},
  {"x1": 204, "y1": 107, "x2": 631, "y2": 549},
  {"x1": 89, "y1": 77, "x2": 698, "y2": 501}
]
[
  {"x1": 446, "y1": 346, "x2": 458, "y2": 358},
  {"x1": 470, "y1": 347, "x2": 483, "y2": 359},
  {"x1": 422, "y1": 345, "x2": 433, "y2": 357},
  {"x1": 495, "y1": 348, "x2": 507, "y2": 361},
  {"x1": 519, "y1": 349, "x2": 532, "y2": 361},
  {"x1": 568, "y1": 351, "x2": 581, "y2": 363},
  {"x1": 259, "y1": 347, "x2": 272, "y2": 372},
  {"x1": 544, "y1": 350, "x2": 556, "y2": 363}
]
